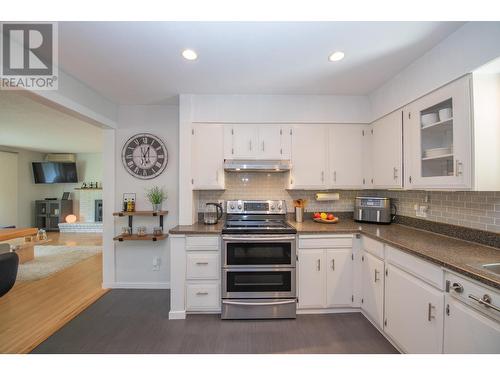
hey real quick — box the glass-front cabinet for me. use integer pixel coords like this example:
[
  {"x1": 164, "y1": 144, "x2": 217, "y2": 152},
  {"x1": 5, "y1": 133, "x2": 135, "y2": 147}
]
[{"x1": 405, "y1": 76, "x2": 472, "y2": 189}]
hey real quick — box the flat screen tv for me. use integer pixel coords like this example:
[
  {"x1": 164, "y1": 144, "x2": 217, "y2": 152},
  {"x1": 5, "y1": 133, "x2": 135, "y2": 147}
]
[{"x1": 32, "y1": 162, "x2": 78, "y2": 184}]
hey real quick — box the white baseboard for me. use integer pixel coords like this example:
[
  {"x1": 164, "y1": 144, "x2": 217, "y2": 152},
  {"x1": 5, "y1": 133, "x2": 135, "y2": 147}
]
[
  {"x1": 297, "y1": 307, "x2": 359, "y2": 314},
  {"x1": 102, "y1": 282, "x2": 170, "y2": 289},
  {"x1": 169, "y1": 310, "x2": 186, "y2": 320}
]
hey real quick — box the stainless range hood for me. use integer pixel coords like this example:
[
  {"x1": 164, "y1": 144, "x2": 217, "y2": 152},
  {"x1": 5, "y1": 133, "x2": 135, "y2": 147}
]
[{"x1": 224, "y1": 159, "x2": 291, "y2": 172}]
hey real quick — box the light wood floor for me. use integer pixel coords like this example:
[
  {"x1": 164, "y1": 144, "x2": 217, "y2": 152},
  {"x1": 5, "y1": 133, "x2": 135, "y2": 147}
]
[{"x1": 0, "y1": 232, "x2": 106, "y2": 354}]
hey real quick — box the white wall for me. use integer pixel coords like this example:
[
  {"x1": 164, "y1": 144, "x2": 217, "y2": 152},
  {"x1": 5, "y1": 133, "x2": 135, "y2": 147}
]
[
  {"x1": 472, "y1": 72, "x2": 500, "y2": 190},
  {"x1": 0, "y1": 151, "x2": 18, "y2": 227},
  {"x1": 191, "y1": 94, "x2": 371, "y2": 124},
  {"x1": 105, "y1": 105, "x2": 179, "y2": 289},
  {"x1": 369, "y1": 22, "x2": 500, "y2": 120},
  {"x1": 0, "y1": 147, "x2": 102, "y2": 227}
]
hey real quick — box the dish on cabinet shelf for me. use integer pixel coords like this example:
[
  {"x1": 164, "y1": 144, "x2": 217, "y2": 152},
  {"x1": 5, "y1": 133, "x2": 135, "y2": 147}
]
[
  {"x1": 438, "y1": 107, "x2": 452, "y2": 121},
  {"x1": 423, "y1": 147, "x2": 453, "y2": 158},
  {"x1": 421, "y1": 113, "x2": 439, "y2": 126}
]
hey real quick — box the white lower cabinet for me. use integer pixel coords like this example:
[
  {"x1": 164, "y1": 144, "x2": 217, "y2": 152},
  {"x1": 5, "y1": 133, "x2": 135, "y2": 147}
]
[
  {"x1": 444, "y1": 295, "x2": 500, "y2": 353},
  {"x1": 298, "y1": 249, "x2": 326, "y2": 308},
  {"x1": 298, "y1": 246, "x2": 353, "y2": 309},
  {"x1": 326, "y1": 249, "x2": 354, "y2": 307},
  {"x1": 384, "y1": 263, "x2": 444, "y2": 353},
  {"x1": 186, "y1": 283, "x2": 220, "y2": 311},
  {"x1": 361, "y1": 251, "x2": 385, "y2": 328},
  {"x1": 185, "y1": 236, "x2": 221, "y2": 313}
]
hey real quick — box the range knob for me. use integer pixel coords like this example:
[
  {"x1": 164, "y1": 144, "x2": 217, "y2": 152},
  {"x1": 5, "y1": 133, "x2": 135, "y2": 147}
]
[
  {"x1": 230, "y1": 204, "x2": 235, "y2": 210},
  {"x1": 270, "y1": 204, "x2": 276, "y2": 210},
  {"x1": 237, "y1": 204, "x2": 242, "y2": 210},
  {"x1": 277, "y1": 205, "x2": 282, "y2": 211}
]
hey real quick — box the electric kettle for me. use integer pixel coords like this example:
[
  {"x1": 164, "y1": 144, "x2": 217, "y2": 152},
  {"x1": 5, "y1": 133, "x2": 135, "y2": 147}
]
[{"x1": 203, "y1": 202, "x2": 223, "y2": 225}]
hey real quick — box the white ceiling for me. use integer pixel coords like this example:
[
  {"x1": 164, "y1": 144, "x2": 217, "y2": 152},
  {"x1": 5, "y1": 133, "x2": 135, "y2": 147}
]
[
  {"x1": 58, "y1": 21, "x2": 464, "y2": 105},
  {"x1": 0, "y1": 91, "x2": 103, "y2": 153}
]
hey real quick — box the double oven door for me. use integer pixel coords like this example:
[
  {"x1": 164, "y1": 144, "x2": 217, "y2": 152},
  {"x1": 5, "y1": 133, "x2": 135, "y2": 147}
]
[{"x1": 222, "y1": 235, "x2": 296, "y2": 299}]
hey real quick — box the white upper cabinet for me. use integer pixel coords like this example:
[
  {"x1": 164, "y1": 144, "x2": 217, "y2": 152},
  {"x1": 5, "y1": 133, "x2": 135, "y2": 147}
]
[
  {"x1": 372, "y1": 110, "x2": 403, "y2": 189},
  {"x1": 328, "y1": 124, "x2": 366, "y2": 189},
  {"x1": 224, "y1": 124, "x2": 291, "y2": 160},
  {"x1": 289, "y1": 124, "x2": 328, "y2": 189},
  {"x1": 405, "y1": 76, "x2": 472, "y2": 190},
  {"x1": 228, "y1": 125, "x2": 259, "y2": 159},
  {"x1": 191, "y1": 124, "x2": 225, "y2": 190}
]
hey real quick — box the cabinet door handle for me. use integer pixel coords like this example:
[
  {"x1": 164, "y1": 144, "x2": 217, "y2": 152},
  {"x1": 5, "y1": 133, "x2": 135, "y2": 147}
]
[
  {"x1": 468, "y1": 294, "x2": 500, "y2": 313},
  {"x1": 196, "y1": 262, "x2": 209, "y2": 265},
  {"x1": 196, "y1": 292, "x2": 209, "y2": 296},
  {"x1": 374, "y1": 269, "x2": 380, "y2": 282},
  {"x1": 321, "y1": 171, "x2": 324, "y2": 183},
  {"x1": 331, "y1": 259, "x2": 335, "y2": 271},
  {"x1": 317, "y1": 259, "x2": 321, "y2": 271},
  {"x1": 249, "y1": 140, "x2": 252, "y2": 151},
  {"x1": 393, "y1": 167, "x2": 398, "y2": 180},
  {"x1": 455, "y1": 159, "x2": 463, "y2": 176},
  {"x1": 333, "y1": 171, "x2": 337, "y2": 182},
  {"x1": 428, "y1": 303, "x2": 435, "y2": 321},
  {"x1": 262, "y1": 141, "x2": 265, "y2": 152},
  {"x1": 215, "y1": 171, "x2": 218, "y2": 182}
]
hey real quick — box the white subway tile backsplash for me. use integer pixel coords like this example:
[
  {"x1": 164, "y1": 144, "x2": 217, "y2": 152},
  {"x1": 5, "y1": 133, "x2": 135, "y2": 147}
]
[{"x1": 195, "y1": 172, "x2": 500, "y2": 233}]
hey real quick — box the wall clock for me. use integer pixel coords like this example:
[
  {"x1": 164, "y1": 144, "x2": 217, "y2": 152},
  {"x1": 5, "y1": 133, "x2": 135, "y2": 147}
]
[{"x1": 121, "y1": 133, "x2": 168, "y2": 179}]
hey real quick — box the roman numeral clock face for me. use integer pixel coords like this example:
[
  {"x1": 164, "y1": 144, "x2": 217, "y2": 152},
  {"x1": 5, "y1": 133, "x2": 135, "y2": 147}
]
[{"x1": 121, "y1": 133, "x2": 168, "y2": 179}]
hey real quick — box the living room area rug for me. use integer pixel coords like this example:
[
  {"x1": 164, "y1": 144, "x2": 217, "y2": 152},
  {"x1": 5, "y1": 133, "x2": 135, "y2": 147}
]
[{"x1": 16, "y1": 245, "x2": 102, "y2": 282}]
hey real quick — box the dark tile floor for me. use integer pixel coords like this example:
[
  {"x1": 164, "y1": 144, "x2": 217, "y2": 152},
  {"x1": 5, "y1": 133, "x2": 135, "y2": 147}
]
[{"x1": 32, "y1": 289, "x2": 398, "y2": 354}]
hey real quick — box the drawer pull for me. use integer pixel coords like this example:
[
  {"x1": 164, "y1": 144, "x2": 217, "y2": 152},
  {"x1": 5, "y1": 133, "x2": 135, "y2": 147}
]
[
  {"x1": 196, "y1": 292, "x2": 209, "y2": 296},
  {"x1": 196, "y1": 262, "x2": 209, "y2": 265},
  {"x1": 468, "y1": 294, "x2": 500, "y2": 313},
  {"x1": 374, "y1": 269, "x2": 380, "y2": 282}
]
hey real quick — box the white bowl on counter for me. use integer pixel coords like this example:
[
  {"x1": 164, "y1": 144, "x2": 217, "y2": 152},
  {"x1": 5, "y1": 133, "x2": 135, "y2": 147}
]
[
  {"x1": 438, "y1": 107, "x2": 452, "y2": 121},
  {"x1": 421, "y1": 113, "x2": 438, "y2": 126}
]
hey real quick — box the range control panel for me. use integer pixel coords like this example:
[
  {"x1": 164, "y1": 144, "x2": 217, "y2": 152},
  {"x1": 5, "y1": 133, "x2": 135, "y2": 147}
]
[{"x1": 226, "y1": 200, "x2": 287, "y2": 214}]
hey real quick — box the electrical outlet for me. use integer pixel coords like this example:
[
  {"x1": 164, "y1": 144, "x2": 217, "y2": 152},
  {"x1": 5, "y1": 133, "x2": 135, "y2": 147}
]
[
  {"x1": 414, "y1": 204, "x2": 428, "y2": 218},
  {"x1": 153, "y1": 256, "x2": 161, "y2": 271}
]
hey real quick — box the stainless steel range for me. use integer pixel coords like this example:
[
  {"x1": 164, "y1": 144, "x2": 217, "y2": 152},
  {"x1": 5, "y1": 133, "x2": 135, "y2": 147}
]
[{"x1": 221, "y1": 200, "x2": 297, "y2": 320}]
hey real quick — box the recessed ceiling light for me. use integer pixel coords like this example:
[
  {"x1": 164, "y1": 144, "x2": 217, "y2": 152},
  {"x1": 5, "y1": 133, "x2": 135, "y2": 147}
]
[
  {"x1": 182, "y1": 49, "x2": 198, "y2": 61},
  {"x1": 329, "y1": 51, "x2": 345, "y2": 62}
]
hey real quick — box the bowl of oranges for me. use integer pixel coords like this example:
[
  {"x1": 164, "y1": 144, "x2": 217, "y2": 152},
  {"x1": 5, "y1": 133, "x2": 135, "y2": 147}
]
[{"x1": 312, "y1": 212, "x2": 339, "y2": 224}]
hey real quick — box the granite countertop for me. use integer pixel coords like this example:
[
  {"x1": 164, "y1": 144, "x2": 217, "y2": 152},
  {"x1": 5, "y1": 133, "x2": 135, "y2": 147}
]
[
  {"x1": 289, "y1": 219, "x2": 500, "y2": 289},
  {"x1": 169, "y1": 219, "x2": 500, "y2": 289},
  {"x1": 169, "y1": 221, "x2": 224, "y2": 234}
]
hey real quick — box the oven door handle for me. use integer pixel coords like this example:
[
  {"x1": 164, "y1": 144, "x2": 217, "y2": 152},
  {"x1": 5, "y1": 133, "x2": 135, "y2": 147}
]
[
  {"x1": 222, "y1": 299, "x2": 296, "y2": 306},
  {"x1": 222, "y1": 236, "x2": 296, "y2": 241}
]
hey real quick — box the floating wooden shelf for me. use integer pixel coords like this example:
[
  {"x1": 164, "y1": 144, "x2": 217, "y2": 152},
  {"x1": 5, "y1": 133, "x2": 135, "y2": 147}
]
[
  {"x1": 112, "y1": 211, "x2": 168, "y2": 217},
  {"x1": 113, "y1": 234, "x2": 168, "y2": 242}
]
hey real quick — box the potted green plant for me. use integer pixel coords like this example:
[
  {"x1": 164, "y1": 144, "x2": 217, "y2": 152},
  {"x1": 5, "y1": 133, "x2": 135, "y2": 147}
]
[{"x1": 146, "y1": 186, "x2": 167, "y2": 212}]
